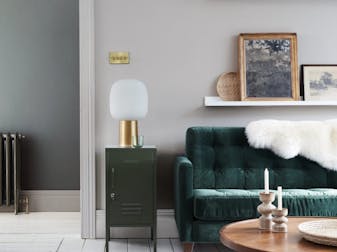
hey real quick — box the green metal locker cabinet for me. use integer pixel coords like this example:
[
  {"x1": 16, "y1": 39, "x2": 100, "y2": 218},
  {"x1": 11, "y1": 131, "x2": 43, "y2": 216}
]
[{"x1": 105, "y1": 147, "x2": 157, "y2": 252}]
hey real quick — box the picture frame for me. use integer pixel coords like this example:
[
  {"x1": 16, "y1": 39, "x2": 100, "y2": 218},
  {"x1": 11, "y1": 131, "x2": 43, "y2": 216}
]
[
  {"x1": 238, "y1": 33, "x2": 299, "y2": 101},
  {"x1": 302, "y1": 65, "x2": 337, "y2": 101}
]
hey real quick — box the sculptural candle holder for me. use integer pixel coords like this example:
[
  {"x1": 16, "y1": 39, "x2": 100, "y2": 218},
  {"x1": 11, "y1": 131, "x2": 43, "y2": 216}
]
[
  {"x1": 272, "y1": 208, "x2": 288, "y2": 233},
  {"x1": 257, "y1": 192, "x2": 276, "y2": 230}
]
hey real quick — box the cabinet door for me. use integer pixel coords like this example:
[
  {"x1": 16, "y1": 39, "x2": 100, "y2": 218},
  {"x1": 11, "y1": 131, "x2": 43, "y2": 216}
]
[{"x1": 107, "y1": 150, "x2": 154, "y2": 225}]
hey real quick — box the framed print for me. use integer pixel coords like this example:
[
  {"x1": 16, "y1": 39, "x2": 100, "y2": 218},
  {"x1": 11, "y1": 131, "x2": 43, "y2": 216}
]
[
  {"x1": 238, "y1": 33, "x2": 299, "y2": 101},
  {"x1": 302, "y1": 65, "x2": 337, "y2": 101}
]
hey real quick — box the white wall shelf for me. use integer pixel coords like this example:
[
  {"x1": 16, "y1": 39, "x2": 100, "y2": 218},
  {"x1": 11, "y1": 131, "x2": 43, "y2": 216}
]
[{"x1": 204, "y1": 96, "x2": 337, "y2": 107}]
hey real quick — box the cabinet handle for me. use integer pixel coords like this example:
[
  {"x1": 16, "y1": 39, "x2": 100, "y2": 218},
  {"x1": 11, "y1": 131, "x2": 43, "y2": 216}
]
[
  {"x1": 111, "y1": 167, "x2": 115, "y2": 189},
  {"x1": 111, "y1": 192, "x2": 116, "y2": 201}
]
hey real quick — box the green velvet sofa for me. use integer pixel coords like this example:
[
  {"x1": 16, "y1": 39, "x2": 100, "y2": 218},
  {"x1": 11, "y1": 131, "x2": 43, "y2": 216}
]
[{"x1": 174, "y1": 127, "x2": 337, "y2": 251}]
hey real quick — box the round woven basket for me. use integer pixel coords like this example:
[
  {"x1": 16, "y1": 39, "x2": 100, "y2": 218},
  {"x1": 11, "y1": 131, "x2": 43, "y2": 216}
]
[
  {"x1": 298, "y1": 220, "x2": 337, "y2": 247},
  {"x1": 216, "y1": 72, "x2": 240, "y2": 101}
]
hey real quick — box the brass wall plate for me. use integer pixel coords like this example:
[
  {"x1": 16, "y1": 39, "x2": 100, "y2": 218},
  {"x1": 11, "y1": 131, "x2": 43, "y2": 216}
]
[{"x1": 109, "y1": 52, "x2": 129, "y2": 64}]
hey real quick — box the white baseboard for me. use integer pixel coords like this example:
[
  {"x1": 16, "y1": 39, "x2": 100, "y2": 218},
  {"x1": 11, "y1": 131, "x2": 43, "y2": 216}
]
[
  {"x1": 21, "y1": 190, "x2": 80, "y2": 212},
  {"x1": 95, "y1": 209, "x2": 179, "y2": 239}
]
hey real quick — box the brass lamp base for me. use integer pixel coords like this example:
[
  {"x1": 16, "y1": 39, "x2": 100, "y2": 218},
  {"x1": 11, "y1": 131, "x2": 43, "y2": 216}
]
[{"x1": 119, "y1": 120, "x2": 138, "y2": 147}]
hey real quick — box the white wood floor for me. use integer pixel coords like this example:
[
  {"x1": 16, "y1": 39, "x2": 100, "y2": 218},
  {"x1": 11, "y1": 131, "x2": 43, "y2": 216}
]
[
  {"x1": 0, "y1": 212, "x2": 232, "y2": 252},
  {"x1": 0, "y1": 238, "x2": 232, "y2": 252}
]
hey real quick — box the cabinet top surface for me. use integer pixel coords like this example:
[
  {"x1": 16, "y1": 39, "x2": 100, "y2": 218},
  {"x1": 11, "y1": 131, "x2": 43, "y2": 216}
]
[{"x1": 105, "y1": 145, "x2": 156, "y2": 149}]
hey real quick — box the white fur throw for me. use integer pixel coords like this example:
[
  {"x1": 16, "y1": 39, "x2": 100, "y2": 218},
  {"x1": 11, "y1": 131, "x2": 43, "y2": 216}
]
[{"x1": 245, "y1": 119, "x2": 337, "y2": 171}]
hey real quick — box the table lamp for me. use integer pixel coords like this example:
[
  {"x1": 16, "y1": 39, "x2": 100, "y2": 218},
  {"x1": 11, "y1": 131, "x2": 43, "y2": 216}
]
[{"x1": 109, "y1": 79, "x2": 148, "y2": 147}]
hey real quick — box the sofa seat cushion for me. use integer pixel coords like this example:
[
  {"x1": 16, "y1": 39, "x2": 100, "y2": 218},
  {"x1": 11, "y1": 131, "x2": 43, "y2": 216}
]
[{"x1": 193, "y1": 188, "x2": 337, "y2": 221}]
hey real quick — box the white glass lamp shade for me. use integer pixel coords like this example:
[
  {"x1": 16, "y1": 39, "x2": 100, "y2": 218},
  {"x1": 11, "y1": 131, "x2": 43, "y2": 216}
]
[{"x1": 109, "y1": 79, "x2": 148, "y2": 120}]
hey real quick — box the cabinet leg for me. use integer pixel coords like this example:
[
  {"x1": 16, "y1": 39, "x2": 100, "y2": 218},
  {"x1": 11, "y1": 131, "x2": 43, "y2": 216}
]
[
  {"x1": 105, "y1": 225, "x2": 110, "y2": 252},
  {"x1": 105, "y1": 236, "x2": 109, "y2": 252},
  {"x1": 153, "y1": 237, "x2": 157, "y2": 252},
  {"x1": 152, "y1": 225, "x2": 157, "y2": 252}
]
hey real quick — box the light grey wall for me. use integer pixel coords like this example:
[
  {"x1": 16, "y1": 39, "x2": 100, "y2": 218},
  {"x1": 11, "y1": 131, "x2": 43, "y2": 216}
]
[
  {"x1": 0, "y1": 0, "x2": 79, "y2": 189},
  {"x1": 95, "y1": 0, "x2": 337, "y2": 209}
]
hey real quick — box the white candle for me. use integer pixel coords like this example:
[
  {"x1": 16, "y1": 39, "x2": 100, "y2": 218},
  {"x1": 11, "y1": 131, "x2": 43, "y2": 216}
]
[
  {"x1": 264, "y1": 168, "x2": 269, "y2": 194},
  {"x1": 278, "y1": 186, "x2": 282, "y2": 210}
]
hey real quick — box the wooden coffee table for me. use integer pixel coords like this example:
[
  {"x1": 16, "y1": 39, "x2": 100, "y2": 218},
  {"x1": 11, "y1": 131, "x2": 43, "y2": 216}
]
[{"x1": 220, "y1": 217, "x2": 337, "y2": 252}]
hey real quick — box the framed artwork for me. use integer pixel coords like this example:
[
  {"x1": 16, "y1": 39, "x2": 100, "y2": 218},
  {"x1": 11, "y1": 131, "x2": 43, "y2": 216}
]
[
  {"x1": 238, "y1": 33, "x2": 299, "y2": 101},
  {"x1": 302, "y1": 65, "x2": 337, "y2": 101}
]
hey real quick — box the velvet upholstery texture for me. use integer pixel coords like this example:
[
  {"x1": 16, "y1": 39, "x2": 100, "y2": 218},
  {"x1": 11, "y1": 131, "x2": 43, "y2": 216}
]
[
  {"x1": 174, "y1": 127, "x2": 337, "y2": 243},
  {"x1": 194, "y1": 188, "x2": 337, "y2": 220}
]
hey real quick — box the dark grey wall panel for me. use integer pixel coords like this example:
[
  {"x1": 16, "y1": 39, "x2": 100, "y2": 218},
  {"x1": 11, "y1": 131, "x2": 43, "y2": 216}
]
[{"x1": 0, "y1": 0, "x2": 79, "y2": 189}]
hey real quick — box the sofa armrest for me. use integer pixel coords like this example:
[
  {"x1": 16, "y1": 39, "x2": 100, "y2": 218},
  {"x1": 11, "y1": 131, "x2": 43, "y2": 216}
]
[{"x1": 174, "y1": 156, "x2": 194, "y2": 242}]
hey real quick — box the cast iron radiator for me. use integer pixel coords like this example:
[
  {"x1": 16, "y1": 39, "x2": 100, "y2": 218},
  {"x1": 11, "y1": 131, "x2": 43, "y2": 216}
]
[{"x1": 0, "y1": 133, "x2": 23, "y2": 214}]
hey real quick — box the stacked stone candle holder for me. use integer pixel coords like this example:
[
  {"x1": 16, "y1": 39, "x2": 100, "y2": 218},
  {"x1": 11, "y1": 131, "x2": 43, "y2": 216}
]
[
  {"x1": 257, "y1": 192, "x2": 276, "y2": 230},
  {"x1": 272, "y1": 208, "x2": 288, "y2": 232}
]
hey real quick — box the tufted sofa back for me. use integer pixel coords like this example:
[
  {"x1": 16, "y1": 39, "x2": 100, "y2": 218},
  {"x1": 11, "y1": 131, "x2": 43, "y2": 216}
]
[{"x1": 186, "y1": 127, "x2": 337, "y2": 189}]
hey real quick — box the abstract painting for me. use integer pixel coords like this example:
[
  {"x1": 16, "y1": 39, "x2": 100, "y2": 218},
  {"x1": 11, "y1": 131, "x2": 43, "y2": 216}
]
[
  {"x1": 302, "y1": 65, "x2": 337, "y2": 101},
  {"x1": 239, "y1": 33, "x2": 299, "y2": 101}
]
